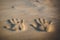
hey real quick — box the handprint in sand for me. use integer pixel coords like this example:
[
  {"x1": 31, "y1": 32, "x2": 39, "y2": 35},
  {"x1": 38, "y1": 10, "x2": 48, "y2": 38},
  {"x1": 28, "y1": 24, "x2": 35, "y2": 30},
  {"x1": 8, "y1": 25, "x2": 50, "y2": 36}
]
[
  {"x1": 30, "y1": 18, "x2": 53, "y2": 32},
  {"x1": 4, "y1": 18, "x2": 27, "y2": 32}
]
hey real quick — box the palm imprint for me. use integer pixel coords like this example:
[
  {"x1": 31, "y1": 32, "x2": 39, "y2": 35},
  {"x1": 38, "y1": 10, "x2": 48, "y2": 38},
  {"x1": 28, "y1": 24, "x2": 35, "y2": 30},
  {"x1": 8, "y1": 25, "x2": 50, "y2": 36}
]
[
  {"x1": 4, "y1": 18, "x2": 26, "y2": 32},
  {"x1": 30, "y1": 18, "x2": 52, "y2": 32}
]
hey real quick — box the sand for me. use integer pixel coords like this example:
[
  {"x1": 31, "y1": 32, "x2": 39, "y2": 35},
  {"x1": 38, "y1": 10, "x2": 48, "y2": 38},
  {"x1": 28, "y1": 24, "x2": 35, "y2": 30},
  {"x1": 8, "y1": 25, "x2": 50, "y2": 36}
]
[{"x1": 0, "y1": 0, "x2": 60, "y2": 40}]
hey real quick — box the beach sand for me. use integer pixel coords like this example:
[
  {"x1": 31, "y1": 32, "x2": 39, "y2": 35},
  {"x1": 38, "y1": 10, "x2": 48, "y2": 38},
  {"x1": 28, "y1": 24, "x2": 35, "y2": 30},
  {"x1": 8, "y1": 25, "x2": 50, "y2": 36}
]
[{"x1": 0, "y1": 0, "x2": 60, "y2": 40}]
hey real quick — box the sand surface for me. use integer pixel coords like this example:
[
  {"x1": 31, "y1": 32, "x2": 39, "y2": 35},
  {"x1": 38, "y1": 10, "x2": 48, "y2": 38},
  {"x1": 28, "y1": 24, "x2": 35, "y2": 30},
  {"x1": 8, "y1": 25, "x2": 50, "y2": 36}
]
[{"x1": 0, "y1": 0, "x2": 60, "y2": 40}]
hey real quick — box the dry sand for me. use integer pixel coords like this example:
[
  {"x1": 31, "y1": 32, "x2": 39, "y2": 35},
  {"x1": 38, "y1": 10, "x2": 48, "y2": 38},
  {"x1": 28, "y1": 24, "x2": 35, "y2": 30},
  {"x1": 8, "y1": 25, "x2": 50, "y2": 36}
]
[{"x1": 0, "y1": 0, "x2": 60, "y2": 40}]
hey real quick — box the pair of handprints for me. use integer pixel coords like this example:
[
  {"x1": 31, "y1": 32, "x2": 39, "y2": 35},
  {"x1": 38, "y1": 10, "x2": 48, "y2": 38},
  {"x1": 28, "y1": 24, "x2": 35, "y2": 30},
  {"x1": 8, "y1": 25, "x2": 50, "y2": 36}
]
[{"x1": 4, "y1": 18, "x2": 53, "y2": 32}]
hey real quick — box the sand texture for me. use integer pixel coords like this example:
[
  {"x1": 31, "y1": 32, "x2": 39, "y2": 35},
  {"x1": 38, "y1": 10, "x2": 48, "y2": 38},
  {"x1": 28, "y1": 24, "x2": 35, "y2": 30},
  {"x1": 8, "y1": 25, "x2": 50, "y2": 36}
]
[{"x1": 0, "y1": 0, "x2": 60, "y2": 40}]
